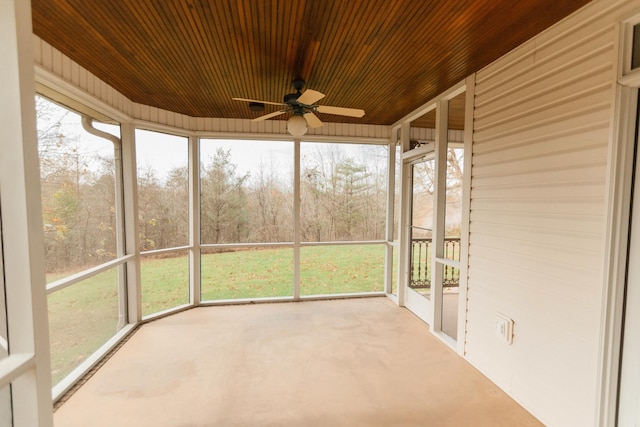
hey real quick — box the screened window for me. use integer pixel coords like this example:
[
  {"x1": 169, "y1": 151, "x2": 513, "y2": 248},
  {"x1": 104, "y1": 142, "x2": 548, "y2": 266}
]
[
  {"x1": 199, "y1": 139, "x2": 294, "y2": 301},
  {"x1": 136, "y1": 130, "x2": 189, "y2": 251},
  {"x1": 36, "y1": 95, "x2": 126, "y2": 388},
  {"x1": 300, "y1": 142, "x2": 388, "y2": 242},
  {"x1": 37, "y1": 96, "x2": 120, "y2": 281},
  {"x1": 201, "y1": 246, "x2": 293, "y2": 300},
  {"x1": 300, "y1": 244, "x2": 385, "y2": 296},
  {"x1": 299, "y1": 141, "x2": 388, "y2": 297},
  {"x1": 200, "y1": 139, "x2": 293, "y2": 244},
  {"x1": 136, "y1": 130, "x2": 190, "y2": 315},
  {"x1": 140, "y1": 249, "x2": 189, "y2": 316},
  {"x1": 48, "y1": 268, "x2": 121, "y2": 384}
]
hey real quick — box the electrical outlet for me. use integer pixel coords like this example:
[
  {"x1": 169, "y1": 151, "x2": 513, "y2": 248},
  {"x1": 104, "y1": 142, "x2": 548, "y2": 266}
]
[{"x1": 495, "y1": 313, "x2": 514, "y2": 344}]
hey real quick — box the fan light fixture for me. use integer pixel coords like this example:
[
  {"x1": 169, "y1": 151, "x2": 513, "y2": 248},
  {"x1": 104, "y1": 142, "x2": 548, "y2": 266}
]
[{"x1": 287, "y1": 115, "x2": 308, "y2": 137}]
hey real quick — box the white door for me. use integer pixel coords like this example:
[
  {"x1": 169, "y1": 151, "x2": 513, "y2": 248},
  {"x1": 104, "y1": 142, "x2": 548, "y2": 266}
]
[
  {"x1": 619, "y1": 112, "x2": 640, "y2": 426},
  {"x1": 404, "y1": 155, "x2": 435, "y2": 324}
]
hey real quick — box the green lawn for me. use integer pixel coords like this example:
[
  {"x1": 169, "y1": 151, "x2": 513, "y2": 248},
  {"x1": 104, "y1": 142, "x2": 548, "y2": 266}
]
[
  {"x1": 201, "y1": 247, "x2": 294, "y2": 300},
  {"x1": 48, "y1": 244, "x2": 387, "y2": 385},
  {"x1": 300, "y1": 245, "x2": 385, "y2": 295},
  {"x1": 141, "y1": 252, "x2": 190, "y2": 316},
  {"x1": 48, "y1": 268, "x2": 120, "y2": 385}
]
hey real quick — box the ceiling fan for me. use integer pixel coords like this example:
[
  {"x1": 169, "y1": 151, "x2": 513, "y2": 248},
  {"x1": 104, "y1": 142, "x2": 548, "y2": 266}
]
[{"x1": 232, "y1": 79, "x2": 365, "y2": 137}]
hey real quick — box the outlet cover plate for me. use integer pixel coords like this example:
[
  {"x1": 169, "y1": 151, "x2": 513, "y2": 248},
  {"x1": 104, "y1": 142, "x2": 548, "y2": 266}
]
[{"x1": 495, "y1": 313, "x2": 514, "y2": 344}]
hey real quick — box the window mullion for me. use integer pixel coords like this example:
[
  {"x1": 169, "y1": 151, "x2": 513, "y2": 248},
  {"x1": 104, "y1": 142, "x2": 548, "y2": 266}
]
[
  {"x1": 189, "y1": 135, "x2": 201, "y2": 306},
  {"x1": 431, "y1": 99, "x2": 449, "y2": 331},
  {"x1": 120, "y1": 122, "x2": 142, "y2": 323},
  {"x1": 293, "y1": 139, "x2": 301, "y2": 300}
]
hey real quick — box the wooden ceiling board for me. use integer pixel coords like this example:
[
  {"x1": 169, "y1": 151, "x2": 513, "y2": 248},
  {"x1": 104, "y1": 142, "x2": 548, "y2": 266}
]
[{"x1": 31, "y1": 0, "x2": 592, "y2": 125}]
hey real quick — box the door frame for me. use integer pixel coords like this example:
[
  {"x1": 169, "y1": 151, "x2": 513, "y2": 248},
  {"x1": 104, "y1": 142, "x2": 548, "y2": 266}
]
[
  {"x1": 597, "y1": 14, "x2": 640, "y2": 425},
  {"x1": 618, "y1": 116, "x2": 640, "y2": 425},
  {"x1": 403, "y1": 147, "x2": 436, "y2": 325},
  {"x1": 395, "y1": 77, "x2": 474, "y2": 354}
]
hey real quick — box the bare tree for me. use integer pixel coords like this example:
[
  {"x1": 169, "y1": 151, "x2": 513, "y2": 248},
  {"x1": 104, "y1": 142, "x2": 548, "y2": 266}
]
[
  {"x1": 249, "y1": 158, "x2": 293, "y2": 242},
  {"x1": 200, "y1": 148, "x2": 249, "y2": 244},
  {"x1": 37, "y1": 95, "x2": 119, "y2": 273}
]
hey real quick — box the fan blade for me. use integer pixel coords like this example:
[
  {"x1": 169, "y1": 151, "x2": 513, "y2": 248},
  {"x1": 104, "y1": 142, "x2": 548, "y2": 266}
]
[
  {"x1": 297, "y1": 89, "x2": 325, "y2": 105},
  {"x1": 303, "y1": 112, "x2": 323, "y2": 128},
  {"x1": 252, "y1": 110, "x2": 288, "y2": 121},
  {"x1": 316, "y1": 105, "x2": 365, "y2": 118},
  {"x1": 232, "y1": 97, "x2": 286, "y2": 107}
]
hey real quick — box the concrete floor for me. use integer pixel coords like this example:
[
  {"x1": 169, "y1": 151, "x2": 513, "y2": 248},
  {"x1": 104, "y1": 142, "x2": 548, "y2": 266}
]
[{"x1": 54, "y1": 297, "x2": 542, "y2": 427}]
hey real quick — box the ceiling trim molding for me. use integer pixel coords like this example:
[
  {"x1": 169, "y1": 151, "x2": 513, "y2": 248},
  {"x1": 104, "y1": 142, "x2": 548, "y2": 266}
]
[{"x1": 392, "y1": 79, "x2": 467, "y2": 128}]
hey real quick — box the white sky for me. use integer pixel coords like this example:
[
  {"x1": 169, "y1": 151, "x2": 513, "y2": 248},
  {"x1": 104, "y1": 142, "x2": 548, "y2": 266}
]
[
  {"x1": 134, "y1": 132, "x2": 295, "y2": 183},
  {"x1": 135, "y1": 132, "x2": 386, "y2": 184},
  {"x1": 37, "y1": 96, "x2": 387, "y2": 185}
]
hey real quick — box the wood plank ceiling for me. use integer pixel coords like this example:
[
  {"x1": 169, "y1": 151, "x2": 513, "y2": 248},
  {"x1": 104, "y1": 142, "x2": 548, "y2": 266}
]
[{"x1": 31, "y1": 0, "x2": 592, "y2": 126}]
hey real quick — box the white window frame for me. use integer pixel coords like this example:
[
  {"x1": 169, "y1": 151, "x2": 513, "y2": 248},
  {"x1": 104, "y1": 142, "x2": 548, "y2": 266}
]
[
  {"x1": 618, "y1": 12, "x2": 640, "y2": 86},
  {"x1": 297, "y1": 139, "x2": 390, "y2": 299},
  {"x1": 0, "y1": 0, "x2": 53, "y2": 424},
  {"x1": 197, "y1": 137, "x2": 391, "y2": 303},
  {"x1": 384, "y1": 137, "x2": 401, "y2": 300},
  {"x1": 35, "y1": 96, "x2": 140, "y2": 402}
]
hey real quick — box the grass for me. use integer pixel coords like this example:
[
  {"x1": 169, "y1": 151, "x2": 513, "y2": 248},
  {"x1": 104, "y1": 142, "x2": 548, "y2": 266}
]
[
  {"x1": 300, "y1": 245, "x2": 385, "y2": 295},
  {"x1": 201, "y1": 248, "x2": 294, "y2": 300},
  {"x1": 47, "y1": 244, "x2": 386, "y2": 386},
  {"x1": 141, "y1": 252, "x2": 190, "y2": 316},
  {"x1": 48, "y1": 268, "x2": 120, "y2": 385}
]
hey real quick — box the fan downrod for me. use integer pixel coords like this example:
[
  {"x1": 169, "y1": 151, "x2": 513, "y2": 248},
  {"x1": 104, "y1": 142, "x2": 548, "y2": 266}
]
[
  {"x1": 292, "y1": 79, "x2": 305, "y2": 91},
  {"x1": 284, "y1": 79, "x2": 307, "y2": 108}
]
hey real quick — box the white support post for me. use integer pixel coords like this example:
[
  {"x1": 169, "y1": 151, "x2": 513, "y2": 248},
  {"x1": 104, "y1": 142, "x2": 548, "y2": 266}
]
[
  {"x1": 457, "y1": 74, "x2": 475, "y2": 355},
  {"x1": 189, "y1": 135, "x2": 201, "y2": 306},
  {"x1": 0, "y1": 0, "x2": 53, "y2": 424},
  {"x1": 384, "y1": 138, "x2": 397, "y2": 295},
  {"x1": 293, "y1": 139, "x2": 301, "y2": 300},
  {"x1": 116, "y1": 136, "x2": 128, "y2": 329},
  {"x1": 397, "y1": 122, "x2": 412, "y2": 306},
  {"x1": 431, "y1": 99, "x2": 449, "y2": 332},
  {"x1": 120, "y1": 123, "x2": 142, "y2": 323}
]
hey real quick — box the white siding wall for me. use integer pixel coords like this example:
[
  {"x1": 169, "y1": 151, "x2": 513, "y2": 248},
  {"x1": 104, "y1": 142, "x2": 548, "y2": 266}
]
[
  {"x1": 409, "y1": 128, "x2": 464, "y2": 143},
  {"x1": 467, "y1": 1, "x2": 639, "y2": 425},
  {"x1": 32, "y1": 35, "x2": 389, "y2": 139}
]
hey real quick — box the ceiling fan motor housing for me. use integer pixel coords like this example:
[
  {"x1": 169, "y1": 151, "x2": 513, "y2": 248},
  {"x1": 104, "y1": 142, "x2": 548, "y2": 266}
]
[
  {"x1": 284, "y1": 92, "x2": 300, "y2": 105},
  {"x1": 284, "y1": 79, "x2": 308, "y2": 114},
  {"x1": 284, "y1": 91, "x2": 307, "y2": 116}
]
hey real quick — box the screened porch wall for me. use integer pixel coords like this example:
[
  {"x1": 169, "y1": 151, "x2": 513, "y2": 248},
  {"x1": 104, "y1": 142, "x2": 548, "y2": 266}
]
[
  {"x1": 30, "y1": 1, "x2": 637, "y2": 425},
  {"x1": 467, "y1": 0, "x2": 637, "y2": 426}
]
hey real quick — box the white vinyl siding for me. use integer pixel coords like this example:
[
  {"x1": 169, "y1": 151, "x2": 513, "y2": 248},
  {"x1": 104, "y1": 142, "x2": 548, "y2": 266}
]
[{"x1": 466, "y1": 1, "x2": 639, "y2": 426}]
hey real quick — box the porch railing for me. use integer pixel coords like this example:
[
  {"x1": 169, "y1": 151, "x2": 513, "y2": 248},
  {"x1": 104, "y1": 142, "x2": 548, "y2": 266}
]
[{"x1": 410, "y1": 238, "x2": 460, "y2": 289}]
